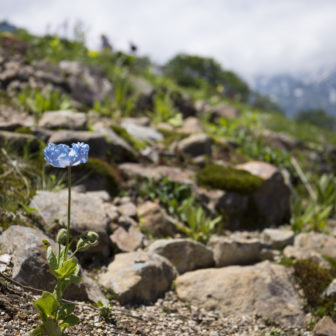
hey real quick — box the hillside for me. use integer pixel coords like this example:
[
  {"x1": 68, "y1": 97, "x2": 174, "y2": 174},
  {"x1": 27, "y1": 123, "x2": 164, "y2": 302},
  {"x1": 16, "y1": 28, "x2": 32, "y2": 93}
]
[{"x1": 1, "y1": 27, "x2": 336, "y2": 335}]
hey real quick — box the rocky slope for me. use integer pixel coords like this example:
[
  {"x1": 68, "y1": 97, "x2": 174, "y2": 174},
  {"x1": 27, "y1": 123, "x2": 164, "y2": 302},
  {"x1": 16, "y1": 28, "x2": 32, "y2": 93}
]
[{"x1": 1, "y1": 32, "x2": 336, "y2": 336}]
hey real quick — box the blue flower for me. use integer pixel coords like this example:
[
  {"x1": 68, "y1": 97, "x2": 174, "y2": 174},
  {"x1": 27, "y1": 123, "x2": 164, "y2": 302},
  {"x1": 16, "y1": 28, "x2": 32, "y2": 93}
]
[{"x1": 44, "y1": 142, "x2": 89, "y2": 168}]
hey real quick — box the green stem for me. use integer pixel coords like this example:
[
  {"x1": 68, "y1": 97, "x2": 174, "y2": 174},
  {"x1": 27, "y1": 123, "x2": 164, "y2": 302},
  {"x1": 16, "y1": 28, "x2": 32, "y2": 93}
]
[{"x1": 66, "y1": 166, "x2": 71, "y2": 259}]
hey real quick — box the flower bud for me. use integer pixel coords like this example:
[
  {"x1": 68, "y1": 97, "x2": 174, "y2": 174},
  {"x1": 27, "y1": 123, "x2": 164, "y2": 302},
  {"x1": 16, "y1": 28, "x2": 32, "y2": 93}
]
[
  {"x1": 86, "y1": 231, "x2": 99, "y2": 246},
  {"x1": 76, "y1": 238, "x2": 87, "y2": 252},
  {"x1": 56, "y1": 228, "x2": 67, "y2": 245}
]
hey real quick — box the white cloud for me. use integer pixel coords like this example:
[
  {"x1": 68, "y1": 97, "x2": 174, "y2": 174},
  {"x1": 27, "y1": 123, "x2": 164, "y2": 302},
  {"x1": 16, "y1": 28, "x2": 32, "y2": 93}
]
[{"x1": 1, "y1": 0, "x2": 336, "y2": 78}]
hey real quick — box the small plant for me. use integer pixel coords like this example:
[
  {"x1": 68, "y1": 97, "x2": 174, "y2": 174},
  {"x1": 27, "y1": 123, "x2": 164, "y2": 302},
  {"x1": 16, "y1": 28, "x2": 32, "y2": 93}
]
[
  {"x1": 16, "y1": 87, "x2": 72, "y2": 122},
  {"x1": 31, "y1": 142, "x2": 98, "y2": 336},
  {"x1": 177, "y1": 199, "x2": 222, "y2": 243}
]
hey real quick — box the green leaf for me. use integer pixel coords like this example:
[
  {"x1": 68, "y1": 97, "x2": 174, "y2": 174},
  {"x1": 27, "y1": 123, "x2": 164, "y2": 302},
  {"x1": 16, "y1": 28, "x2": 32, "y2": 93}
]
[
  {"x1": 58, "y1": 303, "x2": 75, "y2": 320},
  {"x1": 60, "y1": 315, "x2": 79, "y2": 328},
  {"x1": 47, "y1": 246, "x2": 58, "y2": 271},
  {"x1": 30, "y1": 326, "x2": 43, "y2": 336},
  {"x1": 55, "y1": 258, "x2": 77, "y2": 279},
  {"x1": 33, "y1": 291, "x2": 60, "y2": 320},
  {"x1": 42, "y1": 318, "x2": 63, "y2": 336}
]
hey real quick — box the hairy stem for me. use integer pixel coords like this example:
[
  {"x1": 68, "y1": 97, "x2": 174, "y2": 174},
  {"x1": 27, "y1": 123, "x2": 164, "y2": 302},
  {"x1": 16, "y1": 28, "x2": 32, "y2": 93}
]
[{"x1": 66, "y1": 166, "x2": 71, "y2": 257}]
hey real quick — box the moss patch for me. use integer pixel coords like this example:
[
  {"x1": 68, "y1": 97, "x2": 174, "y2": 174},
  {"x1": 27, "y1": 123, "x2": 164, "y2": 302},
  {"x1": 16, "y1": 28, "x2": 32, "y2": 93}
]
[
  {"x1": 196, "y1": 164, "x2": 263, "y2": 194},
  {"x1": 157, "y1": 128, "x2": 188, "y2": 148},
  {"x1": 110, "y1": 124, "x2": 147, "y2": 151},
  {"x1": 293, "y1": 259, "x2": 336, "y2": 318},
  {"x1": 72, "y1": 158, "x2": 119, "y2": 196}
]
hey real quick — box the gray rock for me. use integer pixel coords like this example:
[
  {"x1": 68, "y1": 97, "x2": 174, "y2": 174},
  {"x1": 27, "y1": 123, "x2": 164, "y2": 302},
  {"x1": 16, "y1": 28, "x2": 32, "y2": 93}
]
[
  {"x1": 121, "y1": 121, "x2": 163, "y2": 144},
  {"x1": 215, "y1": 169, "x2": 291, "y2": 230},
  {"x1": 295, "y1": 232, "x2": 336, "y2": 259},
  {"x1": 98, "y1": 251, "x2": 177, "y2": 304},
  {"x1": 176, "y1": 133, "x2": 212, "y2": 157},
  {"x1": 322, "y1": 279, "x2": 336, "y2": 299},
  {"x1": 176, "y1": 261, "x2": 304, "y2": 327},
  {"x1": 207, "y1": 235, "x2": 262, "y2": 266},
  {"x1": 130, "y1": 76, "x2": 154, "y2": 96},
  {"x1": 178, "y1": 117, "x2": 203, "y2": 134},
  {"x1": 313, "y1": 316, "x2": 336, "y2": 336},
  {"x1": 110, "y1": 225, "x2": 145, "y2": 252},
  {"x1": 262, "y1": 228, "x2": 294, "y2": 249},
  {"x1": 38, "y1": 110, "x2": 88, "y2": 130},
  {"x1": 0, "y1": 121, "x2": 23, "y2": 131},
  {"x1": 283, "y1": 246, "x2": 330, "y2": 268},
  {"x1": 0, "y1": 225, "x2": 106, "y2": 303},
  {"x1": 137, "y1": 201, "x2": 176, "y2": 237},
  {"x1": 49, "y1": 130, "x2": 108, "y2": 158},
  {"x1": 30, "y1": 190, "x2": 110, "y2": 257},
  {"x1": 206, "y1": 102, "x2": 238, "y2": 120},
  {"x1": 147, "y1": 238, "x2": 214, "y2": 274},
  {"x1": 49, "y1": 129, "x2": 136, "y2": 162},
  {"x1": 119, "y1": 163, "x2": 195, "y2": 186},
  {"x1": 117, "y1": 202, "x2": 137, "y2": 218}
]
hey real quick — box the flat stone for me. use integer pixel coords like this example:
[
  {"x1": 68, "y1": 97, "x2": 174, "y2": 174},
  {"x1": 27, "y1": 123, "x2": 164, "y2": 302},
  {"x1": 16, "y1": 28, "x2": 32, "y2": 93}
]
[
  {"x1": 121, "y1": 121, "x2": 163, "y2": 144},
  {"x1": 38, "y1": 110, "x2": 88, "y2": 130},
  {"x1": 30, "y1": 190, "x2": 110, "y2": 257},
  {"x1": 147, "y1": 238, "x2": 214, "y2": 274},
  {"x1": 176, "y1": 261, "x2": 304, "y2": 327},
  {"x1": 119, "y1": 163, "x2": 194, "y2": 186},
  {"x1": 207, "y1": 235, "x2": 262, "y2": 266},
  {"x1": 98, "y1": 251, "x2": 177, "y2": 304},
  {"x1": 236, "y1": 161, "x2": 278, "y2": 180},
  {"x1": 262, "y1": 228, "x2": 294, "y2": 249}
]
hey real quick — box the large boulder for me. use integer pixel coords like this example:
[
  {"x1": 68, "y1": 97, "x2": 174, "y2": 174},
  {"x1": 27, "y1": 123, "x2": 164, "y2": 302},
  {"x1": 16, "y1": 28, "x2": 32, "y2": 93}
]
[
  {"x1": 30, "y1": 190, "x2": 110, "y2": 257},
  {"x1": 176, "y1": 261, "x2": 304, "y2": 327},
  {"x1": 207, "y1": 235, "x2": 262, "y2": 266},
  {"x1": 38, "y1": 110, "x2": 88, "y2": 130},
  {"x1": 147, "y1": 238, "x2": 214, "y2": 274},
  {"x1": 98, "y1": 251, "x2": 177, "y2": 304},
  {"x1": 203, "y1": 162, "x2": 291, "y2": 230},
  {"x1": 0, "y1": 225, "x2": 106, "y2": 303}
]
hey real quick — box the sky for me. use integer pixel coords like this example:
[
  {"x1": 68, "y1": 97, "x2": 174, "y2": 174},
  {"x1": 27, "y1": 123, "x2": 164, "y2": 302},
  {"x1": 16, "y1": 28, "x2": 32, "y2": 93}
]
[{"x1": 1, "y1": 0, "x2": 336, "y2": 80}]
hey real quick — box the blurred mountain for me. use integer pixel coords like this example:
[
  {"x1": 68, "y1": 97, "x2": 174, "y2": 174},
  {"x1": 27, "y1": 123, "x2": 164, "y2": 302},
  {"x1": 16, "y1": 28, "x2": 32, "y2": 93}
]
[{"x1": 252, "y1": 70, "x2": 336, "y2": 117}]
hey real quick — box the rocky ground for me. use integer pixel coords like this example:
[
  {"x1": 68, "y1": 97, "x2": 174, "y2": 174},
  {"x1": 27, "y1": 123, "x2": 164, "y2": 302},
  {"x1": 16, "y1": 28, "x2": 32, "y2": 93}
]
[{"x1": 1, "y1": 34, "x2": 336, "y2": 336}]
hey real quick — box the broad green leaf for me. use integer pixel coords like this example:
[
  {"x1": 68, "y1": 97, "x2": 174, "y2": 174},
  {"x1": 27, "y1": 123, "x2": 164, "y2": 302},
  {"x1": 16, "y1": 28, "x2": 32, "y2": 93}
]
[
  {"x1": 43, "y1": 318, "x2": 63, "y2": 336},
  {"x1": 55, "y1": 258, "x2": 77, "y2": 279},
  {"x1": 33, "y1": 291, "x2": 60, "y2": 320}
]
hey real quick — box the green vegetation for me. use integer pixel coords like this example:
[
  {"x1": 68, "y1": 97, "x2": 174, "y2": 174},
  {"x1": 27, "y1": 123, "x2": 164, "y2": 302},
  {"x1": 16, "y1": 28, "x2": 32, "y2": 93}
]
[
  {"x1": 196, "y1": 164, "x2": 263, "y2": 194},
  {"x1": 16, "y1": 87, "x2": 72, "y2": 121},
  {"x1": 164, "y1": 54, "x2": 250, "y2": 101},
  {"x1": 295, "y1": 108, "x2": 336, "y2": 132},
  {"x1": 293, "y1": 259, "x2": 336, "y2": 318},
  {"x1": 135, "y1": 176, "x2": 221, "y2": 242},
  {"x1": 110, "y1": 124, "x2": 147, "y2": 150}
]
